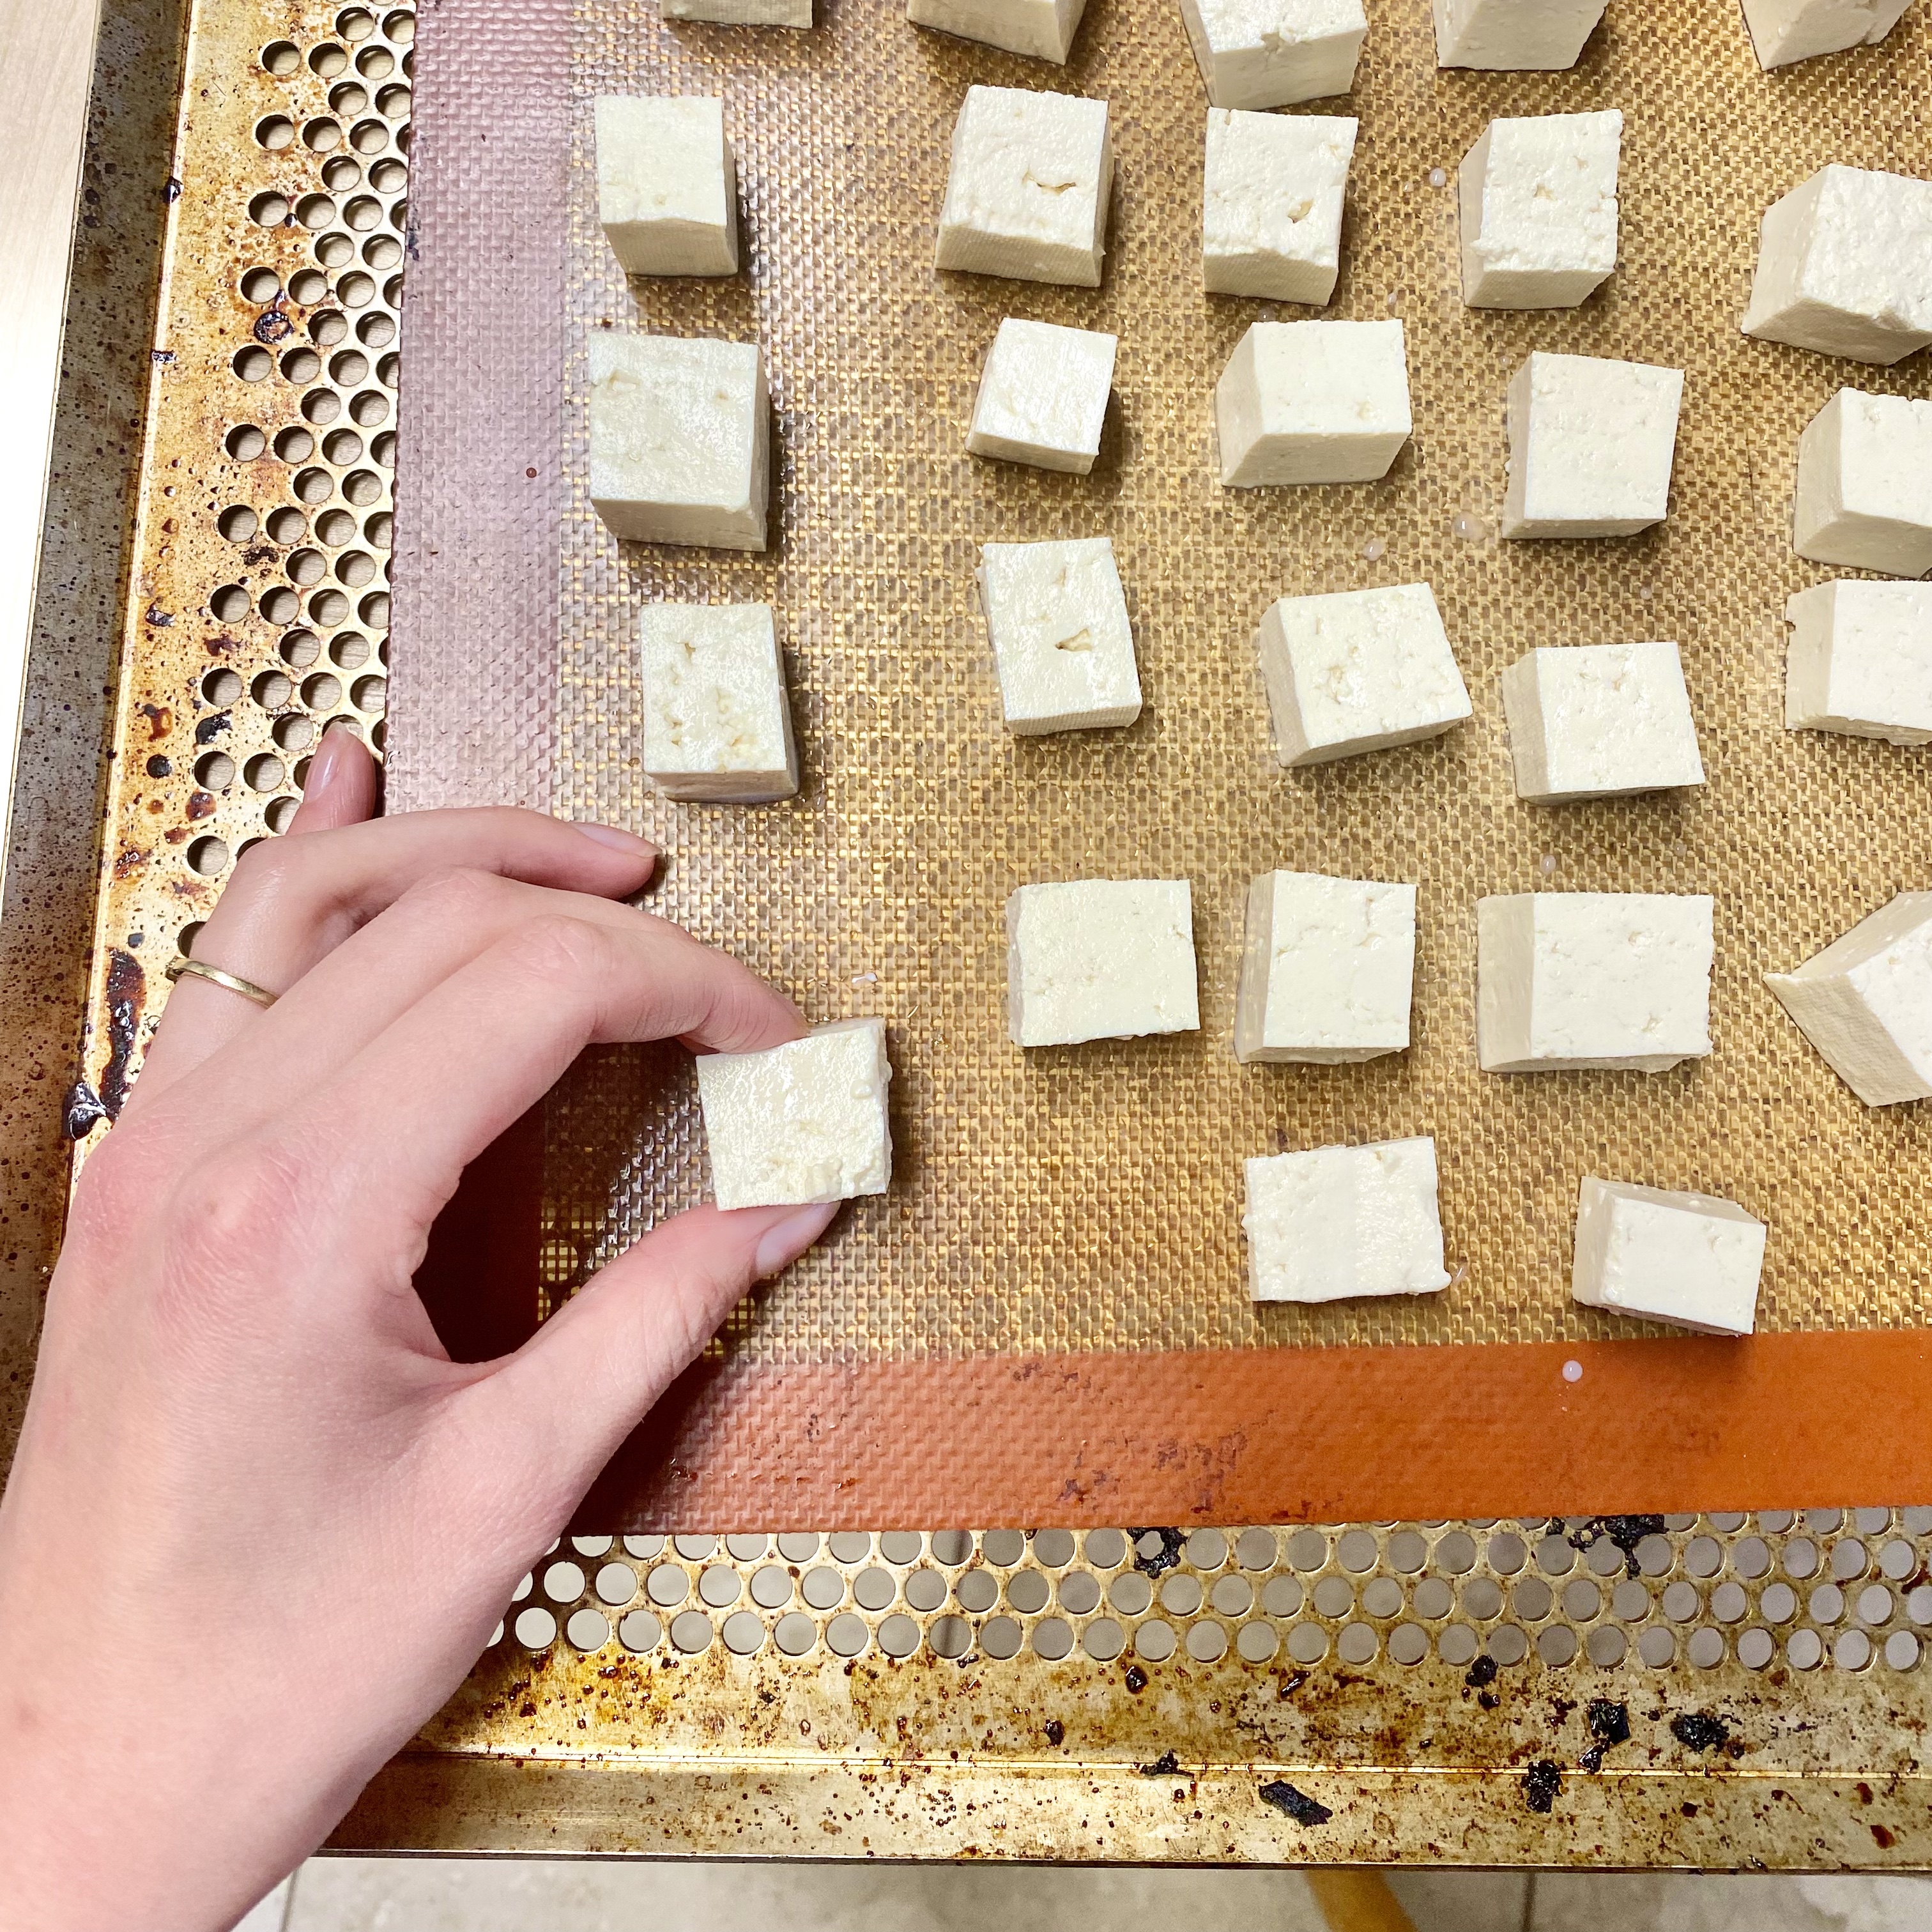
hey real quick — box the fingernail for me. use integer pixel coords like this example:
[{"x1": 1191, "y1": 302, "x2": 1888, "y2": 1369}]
[
  {"x1": 572, "y1": 820, "x2": 656, "y2": 857},
  {"x1": 753, "y1": 1200, "x2": 839, "y2": 1280},
  {"x1": 305, "y1": 721, "x2": 354, "y2": 799}
]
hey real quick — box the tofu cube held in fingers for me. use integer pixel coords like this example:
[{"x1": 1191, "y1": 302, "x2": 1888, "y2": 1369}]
[
  {"x1": 1785, "y1": 581, "x2": 1932, "y2": 744},
  {"x1": 1766, "y1": 892, "x2": 1932, "y2": 1106},
  {"x1": 1742, "y1": 167, "x2": 1932, "y2": 365},
  {"x1": 1257, "y1": 581, "x2": 1471, "y2": 767},
  {"x1": 1432, "y1": 0, "x2": 1608, "y2": 68},
  {"x1": 908, "y1": 0, "x2": 1089, "y2": 62},
  {"x1": 1245, "y1": 1138, "x2": 1452, "y2": 1303},
  {"x1": 1792, "y1": 390, "x2": 1932, "y2": 579},
  {"x1": 935, "y1": 86, "x2": 1112, "y2": 289},
  {"x1": 638, "y1": 604, "x2": 798, "y2": 802},
  {"x1": 1501, "y1": 642, "x2": 1705, "y2": 802},
  {"x1": 595, "y1": 96, "x2": 739, "y2": 278},
  {"x1": 967, "y1": 319, "x2": 1116, "y2": 473},
  {"x1": 1006, "y1": 880, "x2": 1199, "y2": 1046},
  {"x1": 1178, "y1": 0, "x2": 1367, "y2": 110},
  {"x1": 978, "y1": 539, "x2": 1141, "y2": 733},
  {"x1": 1235, "y1": 871, "x2": 1416, "y2": 1064},
  {"x1": 1571, "y1": 1179, "x2": 1767, "y2": 1336},
  {"x1": 1459, "y1": 111, "x2": 1620, "y2": 309},
  {"x1": 1740, "y1": 0, "x2": 1912, "y2": 68},
  {"x1": 1476, "y1": 893, "x2": 1714, "y2": 1073},
  {"x1": 1202, "y1": 110, "x2": 1356, "y2": 305},
  {"x1": 1216, "y1": 319, "x2": 1411, "y2": 486},
  {"x1": 1501, "y1": 353, "x2": 1684, "y2": 540},
  {"x1": 696, "y1": 1020, "x2": 893, "y2": 1212},
  {"x1": 588, "y1": 334, "x2": 770, "y2": 552}
]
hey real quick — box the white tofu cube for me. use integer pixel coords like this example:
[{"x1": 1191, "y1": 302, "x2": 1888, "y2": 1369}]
[
  {"x1": 1499, "y1": 641, "x2": 1705, "y2": 802},
  {"x1": 1234, "y1": 870, "x2": 1416, "y2": 1064},
  {"x1": 638, "y1": 604, "x2": 798, "y2": 802},
  {"x1": 595, "y1": 97, "x2": 739, "y2": 279},
  {"x1": 696, "y1": 1020, "x2": 892, "y2": 1211},
  {"x1": 966, "y1": 318, "x2": 1116, "y2": 473},
  {"x1": 1785, "y1": 579, "x2": 1932, "y2": 744},
  {"x1": 935, "y1": 86, "x2": 1112, "y2": 289},
  {"x1": 1256, "y1": 581, "x2": 1471, "y2": 766},
  {"x1": 1501, "y1": 352, "x2": 1684, "y2": 540},
  {"x1": 1215, "y1": 319, "x2": 1412, "y2": 486},
  {"x1": 1742, "y1": 167, "x2": 1932, "y2": 365},
  {"x1": 1458, "y1": 111, "x2": 1620, "y2": 310},
  {"x1": 1202, "y1": 109, "x2": 1357, "y2": 305},
  {"x1": 1178, "y1": 0, "x2": 1367, "y2": 109},
  {"x1": 1432, "y1": 0, "x2": 1607, "y2": 66},
  {"x1": 663, "y1": 0, "x2": 811, "y2": 24},
  {"x1": 1006, "y1": 880, "x2": 1199, "y2": 1046},
  {"x1": 1740, "y1": 0, "x2": 1912, "y2": 68},
  {"x1": 588, "y1": 334, "x2": 770, "y2": 552},
  {"x1": 1476, "y1": 893, "x2": 1715, "y2": 1073},
  {"x1": 908, "y1": 0, "x2": 1089, "y2": 61},
  {"x1": 1766, "y1": 891, "x2": 1932, "y2": 1105},
  {"x1": 1571, "y1": 1178, "x2": 1767, "y2": 1337},
  {"x1": 978, "y1": 538, "x2": 1141, "y2": 733},
  {"x1": 1244, "y1": 1138, "x2": 1451, "y2": 1302},
  {"x1": 1792, "y1": 389, "x2": 1932, "y2": 579}
]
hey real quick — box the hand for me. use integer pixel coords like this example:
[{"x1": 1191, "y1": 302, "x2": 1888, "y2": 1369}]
[{"x1": 0, "y1": 729, "x2": 836, "y2": 1931}]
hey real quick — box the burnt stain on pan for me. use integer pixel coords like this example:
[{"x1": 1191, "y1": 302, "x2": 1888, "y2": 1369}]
[
  {"x1": 96, "y1": 949, "x2": 147, "y2": 1121},
  {"x1": 1126, "y1": 1528, "x2": 1186, "y2": 1577},
  {"x1": 1671, "y1": 1711, "x2": 1731, "y2": 1752},
  {"x1": 1522, "y1": 1759, "x2": 1562, "y2": 1813},
  {"x1": 1568, "y1": 1515, "x2": 1666, "y2": 1576},
  {"x1": 1257, "y1": 1780, "x2": 1331, "y2": 1826}
]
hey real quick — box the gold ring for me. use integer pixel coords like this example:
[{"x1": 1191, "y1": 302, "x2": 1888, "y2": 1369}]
[{"x1": 164, "y1": 956, "x2": 279, "y2": 1009}]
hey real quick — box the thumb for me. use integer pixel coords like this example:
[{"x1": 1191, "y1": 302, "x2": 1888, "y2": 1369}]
[{"x1": 461, "y1": 1197, "x2": 838, "y2": 1496}]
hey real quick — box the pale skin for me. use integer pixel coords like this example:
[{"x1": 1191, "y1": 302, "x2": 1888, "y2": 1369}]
[{"x1": 0, "y1": 728, "x2": 837, "y2": 1931}]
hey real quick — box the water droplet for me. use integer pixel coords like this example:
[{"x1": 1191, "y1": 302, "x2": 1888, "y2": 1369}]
[
  {"x1": 1452, "y1": 513, "x2": 1485, "y2": 540},
  {"x1": 1427, "y1": 167, "x2": 1448, "y2": 188},
  {"x1": 1563, "y1": 1360, "x2": 1584, "y2": 1384},
  {"x1": 1639, "y1": 585, "x2": 1654, "y2": 600},
  {"x1": 1361, "y1": 537, "x2": 1386, "y2": 562},
  {"x1": 1538, "y1": 854, "x2": 1558, "y2": 877},
  {"x1": 1384, "y1": 288, "x2": 1402, "y2": 314}
]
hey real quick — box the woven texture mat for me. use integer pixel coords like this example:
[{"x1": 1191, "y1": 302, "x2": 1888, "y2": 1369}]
[{"x1": 395, "y1": 0, "x2": 1932, "y2": 1518}]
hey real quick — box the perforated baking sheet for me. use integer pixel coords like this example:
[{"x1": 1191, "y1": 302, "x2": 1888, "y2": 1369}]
[{"x1": 387, "y1": 0, "x2": 1932, "y2": 1526}]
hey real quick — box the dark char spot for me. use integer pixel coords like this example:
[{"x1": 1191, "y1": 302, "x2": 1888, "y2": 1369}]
[
  {"x1": 1126, "y1": 1527, "x2": 1186, "y2": 1577},
  {"x1": 1258, "y1": 1781, "x2": 1331, "y2": 1826},
  {"x1": 1465, "y1": 1654, "x2": 1499, "y2": 1690},
  {"x1": 1123, "y1": 1665, "x2": 1147, "y2": 1694},
  {"x1": 1043, "y1": 1720, "x2": 1064, "y2": 1748},
  {"x1": 1137, "y1": 1751, "x2": 1180, "y2": 1777},
  {"x1": 1568, "y1": 1515, "x2": 1666, "y2": 1577},
  {"x1": 1588, "y1": 1699, "x2": 1631, "y2": 1745},
  {"x1": 1671, "y1": 1712, "x2": 1731, "y2": 1752},
  {"x1": 1522, "y1": 1760, "x2": 1562, "y2": 1813}
]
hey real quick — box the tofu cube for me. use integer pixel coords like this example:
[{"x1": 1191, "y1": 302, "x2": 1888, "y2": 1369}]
[
  {"x1": 967, "y1": 318, "x2": 1116, "y2": 473},
  {"x1": 595, "y1": 97, "x2": 739, "y2": 279},
  {"x1": 1244, "y1": 1138, "x2": 1452, "y2": 1302},
  {"x1": 1432, "y1": 0, "x2": 1607, "y2": 67},
  {"x1": 1202, "y1": 109, "x2": 1357, "y2": 305},
  {"x1": 588, "y1": 334, "x2": 770, "y2": 552},
  {"x1": 935, "y1": 86, "x2": 1112, "y2": 289},
  {"x1": 978, "y1": 538, "x2": 1141, "y2": 733},
  {"x1": 1006, "y1": 880, "x2": 1199, "y2": 1046},
  {"x1": 1740, "y1": 0, "x2": 1912, "y2": 68},
  {"x1": 1216, "y1": 319, "x2": 1412, "y2": 486},
  {"x1": 1458, "y1": 111, "x2": 1620, "y2": 310},
  {"x1": 1792, "y1": 389, "x2": 1932, "y2": 578},
  {"x1": 1499, "y1": 641, "x2": 1705, "y2": 802},
  {"x1": 696, "y1": 1020, "x2": 892, "y2": 1211},
  {"x1": 1785, "y1": 579, "x2": 1932, "y2": 744},
  {"x1": 1501, "y1": 352, "x2": 1684, "y2": 540},
  {"x1": 1234, "y1": 870, "x2": 1416, "y2": 1064},
  {"x1": 908, "y1": 0, "x2": 1089, "y2": 62},
  {"x1": 638, "y1": 603, "x2": 798, "y2": 802},
  {"x1": 1766, "y1": 891, "x2": 1932, "y2": 1105},
  {"x1": 663, "y1": 0, "x2": 811, "y2": 24},
  {"x1": 1571, "y1": 1178, "x2": 1767, "y2": 1337},
  {"x1": 1742, "y1": 167, "x2": 1932, "y2": 365},
  {"x1": 1178, "y1": 0, "x2": 1367, "y2": 109},
  {"x1": 1256, "y1": 581, "x2": 1471, "y2": 766},
  {"x1": 1477, "y1": 893, "x2": 1714, "y2": 1073}
]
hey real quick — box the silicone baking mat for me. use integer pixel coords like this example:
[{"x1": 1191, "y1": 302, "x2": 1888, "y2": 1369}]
[{"x1": 389, "y1": 0, "x2": 1932, "y2": 1526}]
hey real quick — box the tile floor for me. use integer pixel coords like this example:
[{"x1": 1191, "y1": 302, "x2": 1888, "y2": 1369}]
[{"x1": 231, "y1": 1862, "x2": 1932, "y2": 1931}]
